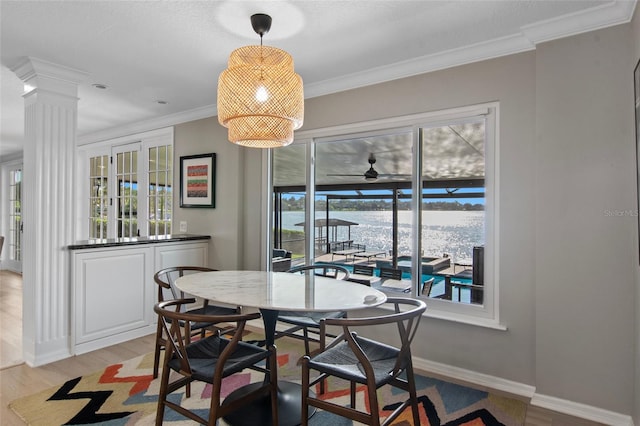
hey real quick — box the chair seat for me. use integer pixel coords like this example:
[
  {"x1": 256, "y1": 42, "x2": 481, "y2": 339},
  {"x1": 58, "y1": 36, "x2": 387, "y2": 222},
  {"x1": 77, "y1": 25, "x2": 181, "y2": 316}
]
[
  {"x1": 278, "y1": 310, "x2": 347, "y2": 326},
  {"x1": 180, "y1": 304, "x2": 238, "y2": 330},
  {"x1": 168, "y1": 335, "x2": 270, "y2": 383},
  {"x1": 307, "y1": 334, "x2": 401, "y2": 386}
]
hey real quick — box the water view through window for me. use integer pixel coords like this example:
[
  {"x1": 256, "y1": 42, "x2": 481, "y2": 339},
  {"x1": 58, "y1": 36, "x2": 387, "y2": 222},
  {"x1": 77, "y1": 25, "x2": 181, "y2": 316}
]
[
  {"x1": 272, "y1": 107, "x2": 493, "y2": 309},
  {"x1": 278, "y1": 210, "x2": 483, "y2": 264}
]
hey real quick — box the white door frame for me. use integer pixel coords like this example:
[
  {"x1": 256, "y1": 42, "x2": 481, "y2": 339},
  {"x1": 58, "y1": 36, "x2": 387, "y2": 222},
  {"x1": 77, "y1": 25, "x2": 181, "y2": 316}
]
[{"x1": 0, "y1": 158, "x2": 23, "y2": 273}]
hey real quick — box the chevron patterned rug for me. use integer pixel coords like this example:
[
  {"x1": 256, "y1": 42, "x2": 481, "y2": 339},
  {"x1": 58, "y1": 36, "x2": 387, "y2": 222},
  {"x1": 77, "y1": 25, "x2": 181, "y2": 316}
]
[{"x1": 9, "y1": 334, "x2": 527, "y2": 425}]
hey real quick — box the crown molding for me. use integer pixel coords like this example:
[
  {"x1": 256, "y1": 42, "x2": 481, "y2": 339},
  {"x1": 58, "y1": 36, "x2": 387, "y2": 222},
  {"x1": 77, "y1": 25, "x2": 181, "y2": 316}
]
[
  {"x1": 11, "y1": 57, "x2": 89, "y2": 85},
  {"x1": 0, "y1": 152, "x2": 24, "y2": 164},
  {"x1": 522, "y1": 0, "x2": 637, "y2": 44},
  {"x1": 305, "y1": 0, "x2": 636, "y2": 99},
  {"x1": 77, "y1": 0, "x2": 636, "y2": 146},
  {"x1": 304, "y1": 33, "x2": 535, "y2": 99},
  {"x1": 77, "y1": 104, "x2": 216, "y2": 145}
]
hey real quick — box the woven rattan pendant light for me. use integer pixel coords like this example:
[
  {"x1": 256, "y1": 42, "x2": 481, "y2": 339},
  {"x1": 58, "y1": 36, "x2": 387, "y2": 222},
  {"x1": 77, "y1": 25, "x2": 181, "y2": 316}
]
[{"x1": 217, "y1": 14, "x2": 304, "y2": 148}]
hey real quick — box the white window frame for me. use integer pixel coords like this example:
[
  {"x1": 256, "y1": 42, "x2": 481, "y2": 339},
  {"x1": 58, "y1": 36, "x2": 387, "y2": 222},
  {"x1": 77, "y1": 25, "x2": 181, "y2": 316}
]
[
  {"x1": 112, "y1": 141, "x2": 143, "y2": 238},
  {"x1": 76, "y1": 127, "x2": 174, "y2": 240},
  {"x1": 0, "y1": 158, "x2": 24, "y2": 273},
  {"x1": 264, "y1": 103, "x2": 502, "y2": 329},
  {"x1": 87, "y1": 150, "x2": 110, "y2": 240}
]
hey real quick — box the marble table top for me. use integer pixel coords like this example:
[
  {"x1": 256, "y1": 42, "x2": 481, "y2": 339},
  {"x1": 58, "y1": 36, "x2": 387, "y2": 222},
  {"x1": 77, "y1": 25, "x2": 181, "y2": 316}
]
[{"x1": 175, "y1": 270, "x2": 386, "y2": 312}]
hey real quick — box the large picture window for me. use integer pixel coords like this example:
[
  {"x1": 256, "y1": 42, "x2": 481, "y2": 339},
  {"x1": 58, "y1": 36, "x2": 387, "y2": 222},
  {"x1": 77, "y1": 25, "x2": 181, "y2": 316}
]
[{"x1": 270, "y1": 104, "x2": 498, "y2": 325}]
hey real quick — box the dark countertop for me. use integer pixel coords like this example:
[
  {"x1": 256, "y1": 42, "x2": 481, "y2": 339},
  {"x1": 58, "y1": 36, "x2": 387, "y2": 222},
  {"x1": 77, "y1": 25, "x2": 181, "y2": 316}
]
[{"x1": 68, "y1": 234, "x2": 210, "y2": 250}]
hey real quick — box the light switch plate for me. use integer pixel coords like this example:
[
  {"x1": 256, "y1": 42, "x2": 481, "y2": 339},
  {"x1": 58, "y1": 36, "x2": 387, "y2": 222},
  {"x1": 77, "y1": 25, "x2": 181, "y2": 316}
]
[{"x1": 179, "y1": 221, "x2": 187, "y2": 232}]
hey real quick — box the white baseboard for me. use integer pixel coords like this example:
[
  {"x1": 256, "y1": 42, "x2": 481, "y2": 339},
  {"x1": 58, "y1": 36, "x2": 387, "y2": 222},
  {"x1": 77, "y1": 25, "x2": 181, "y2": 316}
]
[
  {"x1": 73, "y1": 325, "x2": 156, "y2": 356},
  {"x1": 412, "y1": 356, "x2": 536, "y2": 399},
  {"x1": 413, "y1": 356, "x2": 634, "y2": 426},
  {"x1": 0, "y1": 265, "x2": 22, "y2": 274},
  {"x1": 531, "y1": 393, "x2": 634, "y2": 426},
  {"x1": 24, "y1": 349, "x2": 72, "y2": 367}
]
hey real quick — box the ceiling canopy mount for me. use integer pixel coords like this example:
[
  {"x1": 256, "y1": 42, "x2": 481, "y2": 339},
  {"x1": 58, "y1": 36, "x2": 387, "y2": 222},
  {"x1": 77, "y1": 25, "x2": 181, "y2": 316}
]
[{"x1": 250, "y1": 13, "x2": 272, "y2": 39}]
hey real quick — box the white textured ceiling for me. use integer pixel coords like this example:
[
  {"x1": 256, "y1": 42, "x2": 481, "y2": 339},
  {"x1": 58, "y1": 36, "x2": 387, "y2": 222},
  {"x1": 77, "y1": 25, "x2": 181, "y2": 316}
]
[{"x1": 0, "y1": 0, "x2": 636, "y2": 159}]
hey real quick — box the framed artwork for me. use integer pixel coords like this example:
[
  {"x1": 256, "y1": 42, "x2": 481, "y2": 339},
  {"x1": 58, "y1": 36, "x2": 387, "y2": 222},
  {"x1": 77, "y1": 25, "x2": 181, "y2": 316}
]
[
  {"x1": 635, "y1": 59, "x2": 640, "y2": 262},
  {"x1": 179, "y1": 153, "x2": 216, "y2": 208}
]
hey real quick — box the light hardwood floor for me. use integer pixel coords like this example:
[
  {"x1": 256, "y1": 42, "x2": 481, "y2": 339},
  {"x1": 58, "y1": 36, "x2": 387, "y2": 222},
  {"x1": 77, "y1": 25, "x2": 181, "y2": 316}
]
[
  {"x1": 0, "y1": 270, "x2": 604, "y2": 426},
  {"x1": 0, "y1": 270, "x2": 23, "y2": 369}
]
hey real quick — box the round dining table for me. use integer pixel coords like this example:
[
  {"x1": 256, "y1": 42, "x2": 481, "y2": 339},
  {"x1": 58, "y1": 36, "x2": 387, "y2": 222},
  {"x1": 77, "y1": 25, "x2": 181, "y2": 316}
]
[{"x1": 175, "y1": 270, "x2": 387, "y2": 426}]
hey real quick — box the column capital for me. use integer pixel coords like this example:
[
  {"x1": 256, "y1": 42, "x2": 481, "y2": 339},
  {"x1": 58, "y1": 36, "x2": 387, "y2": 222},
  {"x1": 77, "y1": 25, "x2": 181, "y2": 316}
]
[{"x1": 11, "y1": 57, "x2": 89, "y2": 97}]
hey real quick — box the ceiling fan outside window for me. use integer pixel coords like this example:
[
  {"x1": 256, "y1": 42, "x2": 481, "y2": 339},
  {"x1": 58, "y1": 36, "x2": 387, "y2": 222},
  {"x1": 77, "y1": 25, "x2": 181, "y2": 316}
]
[{"x1": 327, "y1": 153, "x2": 411, "y2": 182}]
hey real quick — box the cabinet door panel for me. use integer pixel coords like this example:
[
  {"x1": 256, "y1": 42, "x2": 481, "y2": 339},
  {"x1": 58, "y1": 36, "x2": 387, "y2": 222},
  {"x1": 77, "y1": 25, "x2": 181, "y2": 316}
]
[
  {"x1": 75, "y1": 248, "x2": 151, "y2": 343},
  {"x1": 155, "y1": 242, "x2": 208, "y2": 270}
]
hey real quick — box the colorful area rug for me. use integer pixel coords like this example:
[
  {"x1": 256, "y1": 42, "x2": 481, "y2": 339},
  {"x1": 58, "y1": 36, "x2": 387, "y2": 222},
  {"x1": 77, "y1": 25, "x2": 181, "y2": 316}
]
[{"x1": 9, "y1": 334, "x2": 527, "y2": 425}]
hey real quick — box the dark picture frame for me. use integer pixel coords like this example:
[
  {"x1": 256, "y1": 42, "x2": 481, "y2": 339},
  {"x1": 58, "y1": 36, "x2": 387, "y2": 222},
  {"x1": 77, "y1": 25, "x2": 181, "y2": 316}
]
[
  {"x1": 179, "y1": 153, "x2": 216, "y2": 208},
  {"x1": 635, "y1": 59, "x2": 640, "y2": 262}
]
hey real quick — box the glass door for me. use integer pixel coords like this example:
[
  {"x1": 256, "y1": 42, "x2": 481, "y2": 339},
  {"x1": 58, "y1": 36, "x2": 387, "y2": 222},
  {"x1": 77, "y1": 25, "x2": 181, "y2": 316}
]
[
  {"x1": 6, "y1": 166, "x2": 22, "y2": 272},
  {"x1": 112, "y1": 143, "x2": 141, "y2": 238},
  {"x1": 88, "y1": 155, "x2": 109, "y2": 240},
  {"x1": 147, "y1": 144, "x2": 173, "y2": 237},
  {"x1": 272, "y1": 143, "x2": 307, "y2": 270}
]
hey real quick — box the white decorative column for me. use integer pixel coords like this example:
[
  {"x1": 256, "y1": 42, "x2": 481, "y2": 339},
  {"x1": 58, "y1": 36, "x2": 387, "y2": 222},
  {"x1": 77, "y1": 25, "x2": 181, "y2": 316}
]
[{"x1": 12, "y1": 58, "x2": 88, "y2": 366}]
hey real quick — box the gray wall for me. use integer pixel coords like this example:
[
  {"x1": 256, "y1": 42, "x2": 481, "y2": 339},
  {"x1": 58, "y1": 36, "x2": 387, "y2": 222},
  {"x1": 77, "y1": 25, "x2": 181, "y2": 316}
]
[
  {"x1": 535, "y1": 24, "x2": 635, "y2": 415},
  {"x1": 173, "y1": 118, "x2": 245, "y2": 270},
  {"x1": 173, "y1": 117, "x2": 265, "y2": 271},
  {"x1": 176, "y1": 21, "x2": 637, "y2": 418},
  {"x1": 295, "y1": 51, "x2": 539, "y2": 382},
  {"x1": 632, "y1": 4, "x2": 640, "y2": 423}
]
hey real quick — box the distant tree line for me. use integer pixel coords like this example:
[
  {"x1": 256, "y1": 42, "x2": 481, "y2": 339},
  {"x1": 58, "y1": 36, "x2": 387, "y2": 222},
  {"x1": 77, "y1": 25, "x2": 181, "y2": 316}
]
[{"x1": 279, "y1": 196, "x2": 484, "y2": 211}]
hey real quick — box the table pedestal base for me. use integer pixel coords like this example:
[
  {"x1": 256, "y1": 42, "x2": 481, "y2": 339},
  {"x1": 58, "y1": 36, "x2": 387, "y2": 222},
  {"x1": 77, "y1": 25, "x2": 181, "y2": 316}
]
[{"x1": 222, "y1": 381, "x2": 316, "y2": 426}]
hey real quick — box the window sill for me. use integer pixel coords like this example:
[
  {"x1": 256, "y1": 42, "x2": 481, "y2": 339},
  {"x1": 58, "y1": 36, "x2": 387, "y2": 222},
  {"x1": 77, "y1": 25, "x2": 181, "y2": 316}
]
[
  {"x1": 422, "y1": 308, "x2": 507, "y2": 330},
  {"x1": 373, "y1": 289, "x2": 507, "y2": 331}
]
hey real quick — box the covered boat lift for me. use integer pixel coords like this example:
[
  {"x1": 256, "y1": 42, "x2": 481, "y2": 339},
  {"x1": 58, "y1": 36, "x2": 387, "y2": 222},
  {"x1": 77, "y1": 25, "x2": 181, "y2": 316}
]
[{"x1": 294, "y1": 218, "x2": 359, "y2": 254}]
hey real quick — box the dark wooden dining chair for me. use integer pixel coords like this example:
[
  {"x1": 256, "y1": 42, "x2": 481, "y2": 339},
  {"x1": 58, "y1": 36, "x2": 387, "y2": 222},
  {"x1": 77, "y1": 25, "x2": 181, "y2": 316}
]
[
  {"x1": 153, "y1": 266, "x2": 240, "y2": 379},
  {"x1": 154, "y1": 298, "x2": 278, "y2": 426},
  {"x1": 301, "y1": 297, "x2": 427, "y2": 426},
  {"x1": 275, "y1": 264, "x2": 351, "y2": 357}
]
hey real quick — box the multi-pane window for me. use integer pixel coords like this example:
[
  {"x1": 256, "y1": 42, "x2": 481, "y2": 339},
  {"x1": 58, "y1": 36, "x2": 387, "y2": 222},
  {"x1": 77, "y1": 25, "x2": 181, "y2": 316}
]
[
  {"x1": 148, "y1": 145, "x2": 173, "y2": 237},
  {"x1": 88, "y1": 155, "x2": 109, "y2": 239},
  {"x1": 114, "y1": 148, "x2": 139, "y2": 238},
  {"x1": 9, "y1": 168, "x2": 22, "y2": 261},
  {"x1": 83, "y1": 129, "x2": 173, "y2": 240}
]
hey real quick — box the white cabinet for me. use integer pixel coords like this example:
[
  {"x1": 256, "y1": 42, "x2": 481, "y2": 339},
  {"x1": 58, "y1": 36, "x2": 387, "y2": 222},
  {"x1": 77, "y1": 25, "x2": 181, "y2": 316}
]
[
  {"x1": 155, "y1": 241, "x2": 208, "y2": 270},
  {"x1": 71, "y1": 239, "x2": 208, "y2": 354}
]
